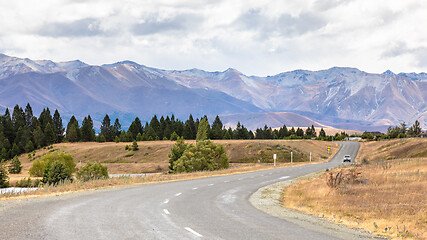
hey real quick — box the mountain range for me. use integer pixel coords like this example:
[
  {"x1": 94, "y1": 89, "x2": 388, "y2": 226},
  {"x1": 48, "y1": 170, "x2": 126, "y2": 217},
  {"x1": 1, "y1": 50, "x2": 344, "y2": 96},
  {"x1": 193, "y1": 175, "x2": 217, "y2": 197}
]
[{"x1": 0, "y1": 53, "x2": 426, "y2": 131}]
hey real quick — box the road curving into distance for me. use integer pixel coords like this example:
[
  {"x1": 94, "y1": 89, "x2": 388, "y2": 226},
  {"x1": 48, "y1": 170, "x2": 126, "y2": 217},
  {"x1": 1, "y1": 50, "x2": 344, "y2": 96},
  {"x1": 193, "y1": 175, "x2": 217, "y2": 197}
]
[{"x1": 0, "y1": 142, "x2": 369, "y2": 240}]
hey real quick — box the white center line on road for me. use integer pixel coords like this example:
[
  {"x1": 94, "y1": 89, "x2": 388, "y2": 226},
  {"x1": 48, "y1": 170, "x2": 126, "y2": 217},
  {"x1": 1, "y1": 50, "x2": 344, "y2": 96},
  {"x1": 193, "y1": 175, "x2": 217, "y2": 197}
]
[
  {"x1": 163, "y1": 199, "x2": 169, "y2": 204},
  {"x1": 269, "y1": 173, "x2": 273, "y2": 175},
  {"x1": 185, "y1": 227, "x2": 203, "y2": 237},
  {"x1": 238, "y1": 178, "x2": 243, "y2": 180},
  {"x1": 192, "y1": 187, "x2": 198, "y2": 190},
  {"x1": 279, "y1": 176, "x2": 290, "y2": 180},
  {"x1": 163, "y1": 209, "x2": 170, "y2": 215},
  {"x1": 224, "y1": 180, "x2": 230, "y2": 183},
  {"x1": 208, "y1": 184, "x2": 214, "y2": 186},
  {"x1": 175, "y1": 192, "x2": 182, "y2": 197}
]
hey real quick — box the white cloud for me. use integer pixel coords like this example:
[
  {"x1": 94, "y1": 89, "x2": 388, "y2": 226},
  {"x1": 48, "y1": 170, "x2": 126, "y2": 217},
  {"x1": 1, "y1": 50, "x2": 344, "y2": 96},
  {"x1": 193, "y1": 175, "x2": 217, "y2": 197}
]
[{"x1": 0, "y1": 0, "x2": 426, "y2": 76}]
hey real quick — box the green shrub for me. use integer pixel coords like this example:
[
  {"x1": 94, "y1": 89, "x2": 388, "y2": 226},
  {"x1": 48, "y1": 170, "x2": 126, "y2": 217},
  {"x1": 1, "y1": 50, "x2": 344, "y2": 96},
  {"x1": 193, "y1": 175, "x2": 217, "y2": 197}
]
[
  {"x1": 124, "y1": 152, "x2": 134, "y2": 157},
  {"x1": 0, "y1": 164, "x2": 9, "y2": 188},
  {"x1": 171, "y1": 140, "x2": 229, "y2": 173},
  {"x1": 29, "y1": 159, "x2": 46, "y2": 177},
  {"x1": 170, "y1": 132, "x2": 179, "y2": 141},
  {"x1": 41, "y1": 152, "x2": 76, "y2": 173},
  {"x1": 15, "y1": 177, "x2": 33, "y2": 187},
  {"x1": 42, "y1": 161, "x2": 72, "y2": 185},
  {"x1": 132, "y1": 140, "x2": 139, "y2": 151},
  {"x1": 125, "y1": 145, "x2": 129, "y2": 150},
  {"x1": 8, "y1": 156, "x2": 22, "y2": 174},
  {"x1": 168, "y1": 137, "x2": 188, "y2": 171},
  {"x1": 76, "y1": 162, "x2": 109, "y2": 181},
  {"x1": 136, "y1": 133, "x2": 143, "y2": 141},
  {"x1": 29, "y1": 152, "x2": 76, "y2": 177}
]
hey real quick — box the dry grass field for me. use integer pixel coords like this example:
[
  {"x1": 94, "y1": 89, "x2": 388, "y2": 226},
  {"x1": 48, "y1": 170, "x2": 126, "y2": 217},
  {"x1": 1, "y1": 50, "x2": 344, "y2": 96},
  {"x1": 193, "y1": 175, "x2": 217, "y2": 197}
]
[
  {"x1": 7, "y1": 139, "x2": 338, "y2": 184},
  {"x1": 1, "y1": 161, "x2": 312, "y2": 200},
  {"x1": 282, "y1": 138, "x2": 427, "y2": 239},
  {"x1": 356, "y1": 138, "x2": 427, "y2": 162}
]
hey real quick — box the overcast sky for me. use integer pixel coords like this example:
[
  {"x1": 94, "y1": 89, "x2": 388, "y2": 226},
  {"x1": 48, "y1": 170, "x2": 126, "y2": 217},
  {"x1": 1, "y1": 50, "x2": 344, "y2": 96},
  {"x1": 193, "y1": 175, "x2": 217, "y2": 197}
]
[{"x1": 0, "y1": 0, "x2": 426, "y2": 76}]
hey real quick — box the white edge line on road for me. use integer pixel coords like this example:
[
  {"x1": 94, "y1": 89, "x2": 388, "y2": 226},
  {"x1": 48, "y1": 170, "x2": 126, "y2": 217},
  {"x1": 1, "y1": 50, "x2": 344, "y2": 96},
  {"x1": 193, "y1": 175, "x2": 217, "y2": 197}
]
[
  {"x1": 185, "y1": 227, "x2": 203, "y2": 237},
  {"x1": 175, "y1": 192, "x2": 182, "y2": 197},
  {"x1": 269, "y1": 173, "x2": 272, "y2": 175},
  {"x1": 192, "y1": 187, "x2": 198, "y2": 190},
  {"x1": 279, "y1": 176, "x2": 290, "y2": 180},
  {"x1": 163, "y1": 209, "x2": 170, "y2": 215},
  {"x1": 224, "y1": 180, "x2": 230, "y2": 183},
  {"x1": 164, "y1": 199, "x2": 169, "y2": 204},
  {"x1": 238, "y1": 178, "x2": 243, "y2": 180},
  {"x1": 208, "y1": 184, "x2": 214, "y2": 186}
]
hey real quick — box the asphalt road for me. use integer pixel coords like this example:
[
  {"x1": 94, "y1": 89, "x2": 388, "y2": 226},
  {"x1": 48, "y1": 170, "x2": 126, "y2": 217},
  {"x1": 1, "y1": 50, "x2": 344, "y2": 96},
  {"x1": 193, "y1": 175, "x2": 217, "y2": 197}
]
[{"x1": 0, "y1": 142, "x2": 365, "y2": 240}]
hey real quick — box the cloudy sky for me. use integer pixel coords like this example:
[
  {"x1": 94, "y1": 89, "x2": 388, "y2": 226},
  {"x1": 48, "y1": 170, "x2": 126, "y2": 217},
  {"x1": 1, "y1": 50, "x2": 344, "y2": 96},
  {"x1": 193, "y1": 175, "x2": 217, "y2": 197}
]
[{"x1": 0, "y1": 0, "x2": 426, "y2": 76}]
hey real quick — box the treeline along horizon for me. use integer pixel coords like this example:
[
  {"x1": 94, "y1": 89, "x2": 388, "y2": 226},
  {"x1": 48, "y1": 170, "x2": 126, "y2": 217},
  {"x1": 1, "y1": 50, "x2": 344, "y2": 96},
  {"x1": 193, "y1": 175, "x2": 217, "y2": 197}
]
[{"x1": 0, "y1": 103, "x2": 330, "y2": 161}]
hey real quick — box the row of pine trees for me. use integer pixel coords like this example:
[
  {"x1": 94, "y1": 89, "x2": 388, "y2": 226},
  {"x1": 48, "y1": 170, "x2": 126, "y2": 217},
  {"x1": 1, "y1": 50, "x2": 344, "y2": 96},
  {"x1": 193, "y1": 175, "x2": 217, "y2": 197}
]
[{"x1": 0, "y1": 103, "x2": 329, "y2": 162}]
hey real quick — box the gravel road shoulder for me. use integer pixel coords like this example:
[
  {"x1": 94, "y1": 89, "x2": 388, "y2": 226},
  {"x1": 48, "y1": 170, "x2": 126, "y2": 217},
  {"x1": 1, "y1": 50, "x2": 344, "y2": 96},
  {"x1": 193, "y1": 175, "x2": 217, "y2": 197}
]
[{"x1": 249, "y1": 171, "x2": 384, "y2": 240}]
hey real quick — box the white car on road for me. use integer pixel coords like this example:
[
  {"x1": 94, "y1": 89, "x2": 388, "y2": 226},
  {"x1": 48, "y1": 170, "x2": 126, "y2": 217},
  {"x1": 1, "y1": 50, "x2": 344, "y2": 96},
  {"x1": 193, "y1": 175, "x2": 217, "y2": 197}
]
[{"x1": 343, "y1": 155, "x2": 351, "y2": 162}]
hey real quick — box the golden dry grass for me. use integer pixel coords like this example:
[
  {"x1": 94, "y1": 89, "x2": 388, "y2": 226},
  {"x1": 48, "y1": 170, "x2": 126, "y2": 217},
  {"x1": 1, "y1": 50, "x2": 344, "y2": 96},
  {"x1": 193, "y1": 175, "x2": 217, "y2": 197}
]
[
  {"x1": 1, "y1": 139, "x2": 338, "y2": 198},
  {"x1": 2, "y1": 161, "x2": 311, "y2": 200},
  {"x1": 12, "y1": 139, "x2": 338, "y2": 178},
  {"x1": 282, "y1": 139, "x2": 427, "y2": 239},
  {"x1": 357, "y1": 138, "x2": 427, "y2": 162}
]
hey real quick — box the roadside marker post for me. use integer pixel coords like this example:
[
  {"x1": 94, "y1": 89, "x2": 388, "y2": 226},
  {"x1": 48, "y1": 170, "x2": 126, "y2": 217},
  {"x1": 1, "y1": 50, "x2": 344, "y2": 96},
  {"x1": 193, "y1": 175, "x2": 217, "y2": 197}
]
[
  {"x1": 309, "y1": 152, "x2": 311, "y2": 162},
  {"x1": 273, "y1": 154, "x2": 277, "y2": 166},
  {"x1": 291, "y1": 152, "x2": 293, "y2": 163},
  {"x1": 327, "y1": 146, "x2": 330, "y2": 154}
]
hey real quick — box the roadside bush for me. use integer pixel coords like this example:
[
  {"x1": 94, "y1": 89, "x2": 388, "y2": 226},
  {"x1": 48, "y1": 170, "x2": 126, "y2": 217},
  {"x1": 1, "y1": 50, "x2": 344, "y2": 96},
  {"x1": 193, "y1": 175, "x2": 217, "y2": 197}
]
[
  {"x1": 171, "y1": 140, "x2": 229, "y2": 173},
  {"x1": 29, "y1": 152, "x2": 76, "y2": 178},
  {"x1": 42, "y1": 161, "x2": 72, "y2": 185},
  {"x1": 326, "y1": 168, "x2": 362, "y2": 189},
  {"x1": 14, "y1": 177, "x2": 40, "y2": 187},
  {"x1": 168, "y1": 137, "x2": 188, "y2": 171},
  {"x1": 76, "y1": 162, "x2": 109, "y2": 181},
  {"x1": 29, "y1": 159, "x2": 46, "y2": 177},
  {"x1": 8, "y1": 156, "x2": 22, "y2": 174},
  {"x1": 0, "y1": 164, "x2": 9, "y2": 188}
]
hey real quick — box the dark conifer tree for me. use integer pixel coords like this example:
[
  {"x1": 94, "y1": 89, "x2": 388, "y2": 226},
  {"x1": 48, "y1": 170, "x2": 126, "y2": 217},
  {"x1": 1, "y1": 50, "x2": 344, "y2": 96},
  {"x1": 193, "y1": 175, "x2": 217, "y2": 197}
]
[
  {"x1": 33, "y1": 126, "x2": 45, "y2": 148},
  {"x1": 12, "y1": 105, "x2": 25, "y2": 132},
  {"x1": 319, "y1": 128, "x2": 326, "y2": 138},
  {"x1": 113, "y1": 118, "x2": 122, "y2": 138},
  {"x1": 2, "y1": 108, "x2": 14, "y2": 143},
  {"x1": 128, "y1": 117, "x2": 143, "y2": 140},
  {"x1": 150, "y1": 115, "x2": 161, "y2": 139},
  {"x1": 66, "y1": 116, "x2": 80, "y2": 142},
  {"x1": 100, "y1": 114, "x2": 113, "y2": 141},
  {"x1": 290, "y1": 127, "x2": 296, "y2": 136},
  {"x1": 24, "y1": 103, "x2": 33, "y2": 127},
  {"x1": 311, "y1": 125, "x2": 316, "y2": 137},
  {"x1": 81, "y1": 116, "x2": 95, "y2": 141},
  {"x1": 211, "y1": 115, "x2": 224, "y2": 139},
  {"x1": 296, "y1": 128, "x2": 304, "y2": 137},
  {"x1": 39, "y1": 108, "x2": 52, "y2": 131},
  {"x1": 183, "y1": 114, "x2": 196, "y2": 139},
  {"x1": 44, "y1": 122, "x2": 55, "y2": 145},
  {"x1": 53, "y1": 110, "x2": 64, "y2": 143}
]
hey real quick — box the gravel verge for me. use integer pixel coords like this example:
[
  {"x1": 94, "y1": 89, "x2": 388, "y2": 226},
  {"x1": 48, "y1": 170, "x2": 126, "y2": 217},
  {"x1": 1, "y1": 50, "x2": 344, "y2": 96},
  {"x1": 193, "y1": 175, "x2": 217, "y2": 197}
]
[{"x1": 249, "y1": 171, "x2": 384, "y2": 240}]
